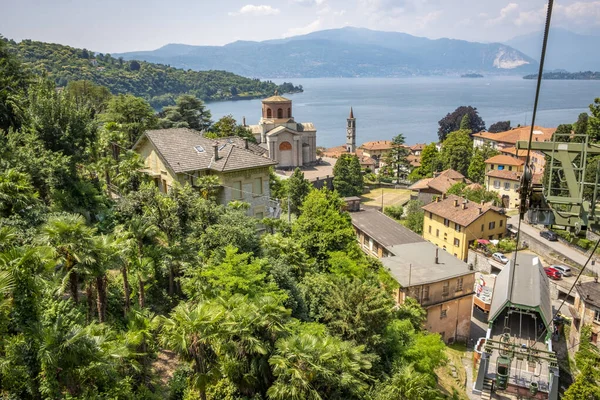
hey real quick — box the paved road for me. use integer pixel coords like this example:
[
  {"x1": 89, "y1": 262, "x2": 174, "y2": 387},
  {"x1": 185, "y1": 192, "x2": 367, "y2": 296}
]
[{"x1": 508, "y1": 215, "x2": 600, "y2": 275}]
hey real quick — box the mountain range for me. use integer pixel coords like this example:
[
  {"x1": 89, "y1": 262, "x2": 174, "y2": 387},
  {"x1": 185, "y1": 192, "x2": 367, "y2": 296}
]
[
  {"x1": 505, "y1": 28, "x2": 600, "y2": 72},
  {"x1": 114, "y1": 27, "x2": 538, "y2": 78}
]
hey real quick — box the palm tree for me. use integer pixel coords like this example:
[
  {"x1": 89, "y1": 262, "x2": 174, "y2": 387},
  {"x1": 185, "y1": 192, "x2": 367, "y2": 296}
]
[
  {"x1": 0, "y1": 168, "x2": 39, "y2": 218},
  {"x1": 130, "y1": 255, "x2": 154, "y2": 308},
  {"x1": 372, "y1": 365, "x2": 441, "y2": 400},
  {"x1": 85, "y1": 235, "x2": 118, "y2": 323},
  {"x1": 41, "y1": 213, "x2": 96, "y2": 303},
  {"x1": 0, "y1": 269, "x2": 14, "y2": 314},
  {"x1": 267, "y1": 332, "x2": 373, "y2": 400},
  {"x1": 122, "y1": 307, "x2": 157, "y2": 384},
  {"x1": 159, "y1": 301, "x2": 225, "y2": 400}
]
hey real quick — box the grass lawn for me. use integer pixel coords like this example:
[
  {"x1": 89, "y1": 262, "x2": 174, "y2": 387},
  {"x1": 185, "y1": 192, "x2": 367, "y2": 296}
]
[
  {"x1": 361, "y1": 188, "x2": 411, "y2": 209},
  {"x1": 436, "y1": 344, "x2": 470, "y2": 400}
]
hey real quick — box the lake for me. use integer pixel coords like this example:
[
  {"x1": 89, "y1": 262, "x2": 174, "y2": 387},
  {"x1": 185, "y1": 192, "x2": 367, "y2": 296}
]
[{"x1": 206, "y1": 77, "x2": 600, "y2": 148}]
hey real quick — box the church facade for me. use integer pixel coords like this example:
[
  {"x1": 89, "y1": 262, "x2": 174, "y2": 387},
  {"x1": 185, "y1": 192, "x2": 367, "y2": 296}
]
[{"x1": 247, "y1": 93, "x2": 317, "y2": 168}]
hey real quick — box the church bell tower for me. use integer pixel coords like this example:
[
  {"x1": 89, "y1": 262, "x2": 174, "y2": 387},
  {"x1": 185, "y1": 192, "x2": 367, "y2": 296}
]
[{"x1": 346, "y1": 107, "x2": 356, "y2": 153}]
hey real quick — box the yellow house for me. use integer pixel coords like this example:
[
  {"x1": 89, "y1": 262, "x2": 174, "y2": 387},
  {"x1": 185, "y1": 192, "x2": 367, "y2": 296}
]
[
  {"x1": 422, "y1": 194, "x2": 507, "y2": 261},
  {"x1": 133, "y1": 128, "x2": 277, "y2": 218},
  {"x1": 484, "y1": 154, "x2": 524, "y2": 209}
]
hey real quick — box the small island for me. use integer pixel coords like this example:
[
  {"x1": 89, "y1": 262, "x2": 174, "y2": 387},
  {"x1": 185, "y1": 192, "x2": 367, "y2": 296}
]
[
  {"x1": 523, "y1": 71, "x2": 600, "y2": 80},
  {"x1": 461, "y1": 73, "x2": 484, "y2": 78}
]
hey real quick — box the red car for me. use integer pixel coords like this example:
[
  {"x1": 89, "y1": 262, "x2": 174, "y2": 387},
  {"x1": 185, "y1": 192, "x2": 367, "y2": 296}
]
[{"x1": 544, "y1": 267, "x2": 562, "y2": 280}]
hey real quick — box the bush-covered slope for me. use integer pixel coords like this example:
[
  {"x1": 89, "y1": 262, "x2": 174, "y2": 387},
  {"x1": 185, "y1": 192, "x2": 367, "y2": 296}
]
[{"x1": 5, "y1": 38, "x2": 302, "y2": 108}]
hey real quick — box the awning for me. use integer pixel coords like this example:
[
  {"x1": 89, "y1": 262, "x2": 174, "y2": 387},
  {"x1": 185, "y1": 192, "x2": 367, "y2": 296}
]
[{"x1": 477, "y1": 239, "x2": 491, "y2": 244}]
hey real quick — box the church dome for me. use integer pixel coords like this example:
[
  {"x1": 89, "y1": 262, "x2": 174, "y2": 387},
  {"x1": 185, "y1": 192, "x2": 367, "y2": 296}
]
[
  {"x1": 262, "y1": 91, "x2": 291, "y2": 103},
  {"x1": 261, "y1": 90, "x2": 293, "y2": 120}
]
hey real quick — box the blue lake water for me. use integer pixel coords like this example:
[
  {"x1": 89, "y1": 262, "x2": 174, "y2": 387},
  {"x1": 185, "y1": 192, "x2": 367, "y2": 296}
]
[{"x1": 206, "y1": 77, "x2": 600, "y2": 148}]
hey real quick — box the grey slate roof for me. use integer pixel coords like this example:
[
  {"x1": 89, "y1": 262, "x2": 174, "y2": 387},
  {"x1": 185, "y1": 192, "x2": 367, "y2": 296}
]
[
  {"x1": 134, "y1": 128, "x2": 276, "y2": 174},
  {"x1": 381, "y1": 242, "x2": 474, "y2": 286},
  {"x1": 350, "y1": 209, "x2": 425, "y2": 249},
  {"x1": 575, "y1": 281, "x2": 600, "y2": 309},
  {"x1": 489, "y1": 253, "x2": 552, "y2": 327}
]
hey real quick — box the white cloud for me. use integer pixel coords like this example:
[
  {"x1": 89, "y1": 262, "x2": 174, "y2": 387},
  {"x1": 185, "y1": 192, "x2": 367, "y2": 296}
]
[
  {"x1": 554, "y1": 1, "x2": 600, "y2": 26},
  {"x1": 284, "y1": 18, "x2": 323, "y2": 37},
  {"x1": 228, "y1": 4, "x2": 280, "y2": 16},
  {"x1": 291, "y1": 0, "x2": 326, "y2": 6},
  {"x1": 486, "y1": 3, "x2": 519, "y2": 26}
]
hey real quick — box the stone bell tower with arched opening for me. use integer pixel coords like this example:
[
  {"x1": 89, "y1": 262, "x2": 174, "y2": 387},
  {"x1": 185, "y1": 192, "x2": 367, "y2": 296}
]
[{"x1": 346, "y1": 107, "x2": 356, "y2": 153}]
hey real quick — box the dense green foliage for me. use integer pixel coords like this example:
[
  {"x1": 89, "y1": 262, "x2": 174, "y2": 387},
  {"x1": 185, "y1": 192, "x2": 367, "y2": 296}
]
[
  {"x1": 437, "y1": 106, "x2": 485, "y2": 141},
  {"x1": 381, "y1": 134, "x2": 410, "y2": 180},
  {"x1": 4, "y1": 37, "x2": 302, "y2": 108},
  {"x1": 333, "y1": 154, "x2": 364, "y2": 197},
  {"x1": 523, "y1": 71, "x2": 600, "y2": 80},
  {"x1": 0, "y1": 44, "x2": 448, "y2": 399},
  {"x1": 440, "y1": 130, "x2": 473, "y2": 176},
  {"x1": 488, "y1": 120, "x2": 511, "y2": 133}
]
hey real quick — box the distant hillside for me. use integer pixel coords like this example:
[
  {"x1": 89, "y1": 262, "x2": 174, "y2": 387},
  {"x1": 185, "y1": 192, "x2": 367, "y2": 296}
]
[
  {"x1": 506, "y1": 28, "x2": 600, "y2": 72},
  {"x1": 4, "y1": 38, "x2": 302, "y2": 108},
  {"x1": 114, "y1": 27, "x2": 538, "y2": 78},
  {"x1": 524, "y1": 71, "x2": 600, "y2": 80}
]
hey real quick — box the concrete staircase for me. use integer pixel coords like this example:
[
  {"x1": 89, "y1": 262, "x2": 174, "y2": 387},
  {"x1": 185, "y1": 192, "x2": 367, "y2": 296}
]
[{"x1": 481, "y1": 378, "x2": 494, "y2": 400}]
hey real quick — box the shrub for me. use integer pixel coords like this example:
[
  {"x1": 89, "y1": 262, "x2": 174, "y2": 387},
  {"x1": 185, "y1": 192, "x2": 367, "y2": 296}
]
[{"x1": 384, "y1": 205, "x2": 404, "y2": 220}]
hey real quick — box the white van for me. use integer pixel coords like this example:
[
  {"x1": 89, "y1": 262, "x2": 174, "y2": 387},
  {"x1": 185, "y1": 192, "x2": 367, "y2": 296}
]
[{"x1": 551, "y1": 265, "x2": 572, "y2": 277}]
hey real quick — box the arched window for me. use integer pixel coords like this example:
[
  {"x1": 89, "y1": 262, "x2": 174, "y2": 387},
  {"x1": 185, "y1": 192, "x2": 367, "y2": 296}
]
[
  {"x1": 279, "y1": 141, "x2": 292, "y2": 151},
  {"x1": 266, "y1": 108, "x2": 272, "y2": 118},
  {"x1": 287, "y1": 108, "x2": 291, "y2": 118},
  {"x1": 277, "y1": 108, "x2": 283, "y2": 119}
]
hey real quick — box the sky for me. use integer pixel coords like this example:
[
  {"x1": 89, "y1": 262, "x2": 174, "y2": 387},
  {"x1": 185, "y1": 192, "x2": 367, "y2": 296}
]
[{"x1": 1, "y1": 0, "x2": 599, "y2": 53}]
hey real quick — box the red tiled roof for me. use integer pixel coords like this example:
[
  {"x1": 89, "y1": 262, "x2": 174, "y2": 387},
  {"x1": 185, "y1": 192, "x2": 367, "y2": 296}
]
[
  {"x1": 473, "y1": 126, "x2": 556, "y2": 145},
  {"x1": 360, "y1": 140, "x2": 397, "y2": 151},
  {"x1": 486, "y1": 169, "x2": 521, "y2": 181},
  {"x1": 422, "y1": 194, "x2": 505, "y2": 227},
  {"x1": 485, "y1": 154, "x2": 524, "y2": 166},
  {"x1": 409, "y1": 169, "x2": 466, "y2": 193}
]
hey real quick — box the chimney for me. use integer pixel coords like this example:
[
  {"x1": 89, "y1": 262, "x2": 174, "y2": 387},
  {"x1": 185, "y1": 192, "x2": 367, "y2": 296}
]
[
  {"x1": 244, "y1": 138, "x2": 249, "y2": 149},
  {"x1": 435, "y1": 248, "x2": 439, "y2": 264},
  {"x1": 435, "y1": 196, "x2": 440, "y2": 203},
  {"x1": 479, "y1": 208, "x2": 483, "y2": 215},
  {"x1": 454, "y1": 199, "x2": 458, "y2": 207},
  {"x1": 213, "y1": 144, "x2": 220, "y2": 161},
  {"x1": 595, "y1": 276, "x2": 598, "y2": 283},
  {"x1": 442, "y1": 193, "x2": 447, "y2": 200},
  {"x1": 462, "y1": 203, "x2": 466, "y2": 210}
]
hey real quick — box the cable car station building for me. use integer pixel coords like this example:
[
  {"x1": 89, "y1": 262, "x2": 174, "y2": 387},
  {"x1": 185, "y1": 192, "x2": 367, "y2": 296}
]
[{"x1": 473, "y1": 253, "x2": 559, "y2": 399}]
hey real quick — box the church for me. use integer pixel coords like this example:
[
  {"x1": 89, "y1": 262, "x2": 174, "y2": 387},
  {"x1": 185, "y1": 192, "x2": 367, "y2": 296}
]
[{"x1": 246, "y1": 92, "x2": 317, "y2": 168}]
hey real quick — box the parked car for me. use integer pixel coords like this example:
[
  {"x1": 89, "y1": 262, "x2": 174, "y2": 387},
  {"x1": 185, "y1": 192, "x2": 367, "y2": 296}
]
[
  {"x1": 551, "y1": 265, "x2": 572, "y2": 277},
  {"x1": 492, "y1": 252, "x2": 509, "y2": 264},
  {"x1": 544, "y1": 267, "x2": 562, "y2": 280},
  {"x1": 540, "y1": 230, "x2": 558, "y2": 241}
]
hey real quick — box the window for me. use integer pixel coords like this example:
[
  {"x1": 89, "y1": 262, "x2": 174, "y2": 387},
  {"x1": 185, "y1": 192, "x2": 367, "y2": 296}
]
[
  {"x1": 595, "y1": 309, "x2": 600, "y2": 323},
  {"x1": 498, "y1": 233, "x2": 503, "y2": 239},
  {"x1": 266, "y1": 108, "x2": 272, "y2": 118},
  {"x1": 489, "y1": 235, "x2": 494, "y2": 240},
  {"x1": 440, "y1": 309, "x2": 447, "y2": 319},
  {"x1": 253, "y1": 178, "x2": 263, "y2": 195},
  {"x1": 287, "y1": 108, "x2": 291, "y2": 118},
  {"x1": 369, "y1": 237, "x2": 373, "y2": 251},
  {"x1": 514, "y1": 183, "x2": 519, "y2": 190},
  {"x1": 429, "y1": 212, "x2": 433, "y2": 219},
  {"x1": 500, "y1": 220, "x2": 503, "y2": 227},
  {"x1": 436, "y1": 229, "x2": 439, "y2": 237},
  {"x1": 232, "y1": 181, "x2": 243, "y2": 199},
  {"x1": 423, "y1": 286, "x2": 430, "y2": 301},
  {"x1": 428, "y1": 225, "x2": 432, "y2": 234},
  {"x1": 455, "y1": 224, "x2": 461, "y2": 233},
  {"x1": 277, "y1": 108, "x2": 283, "y2": 118},
  {"x1": 444, "y1": 218, "x2": 450, "y2": 227},
  {"x1": 498, "y1": 165, "x2": 504, "y2": 170},
  {"x1": 504, "y1": 182, "x2": 510, "y2": 190},
  {"x1": 489, "y1": 221, "x2": 496, "y2": 230},
  {"x1": 456, "y1": 277, "x2": 464, "y2": 291},
  {"x1": 454, "y1": 238, "x2": 460, "y2": 247},
  {"x1": 481, "y1": 224, "x2": 484, "y2": 232},
  {"x1": 490, "y1": 164, "x2": 494, "y2": 170},
  {"x1": 442, "y1": 281, "x2": 449, "y2": 296},
  {"x1": 508, "y1": 166, "x2": 513, "y2": 171},
  {"x1": 494, "y1": 180, "x2": 500, "y2": 189}
]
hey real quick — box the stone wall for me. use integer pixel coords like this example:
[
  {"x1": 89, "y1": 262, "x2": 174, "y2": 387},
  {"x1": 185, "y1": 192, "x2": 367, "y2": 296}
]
[
  {"x1": 310, "y1": 175, "x2": 334, "y2": 190},
  {"x1": 467, "y1": 250, "x2": 493, "y2": 274}
]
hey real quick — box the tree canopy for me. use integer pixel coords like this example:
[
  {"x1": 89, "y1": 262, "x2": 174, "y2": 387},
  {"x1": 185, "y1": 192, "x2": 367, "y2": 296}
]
[
  {"x1": 438, "y1": 106, "x2": 486, "y2": 141},
  {"x1": 333, "y1": 154, "x2": 364, "y2": 197}
]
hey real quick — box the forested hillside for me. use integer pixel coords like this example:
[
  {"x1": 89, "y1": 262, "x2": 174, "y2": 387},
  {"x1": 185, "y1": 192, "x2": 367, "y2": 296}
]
[
  {"x1": 3, "y1": 37, "x2": 302, "y2": 108},
  {"x1": 0, "y1": 38, "x2": 448, "y2": 399}
]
